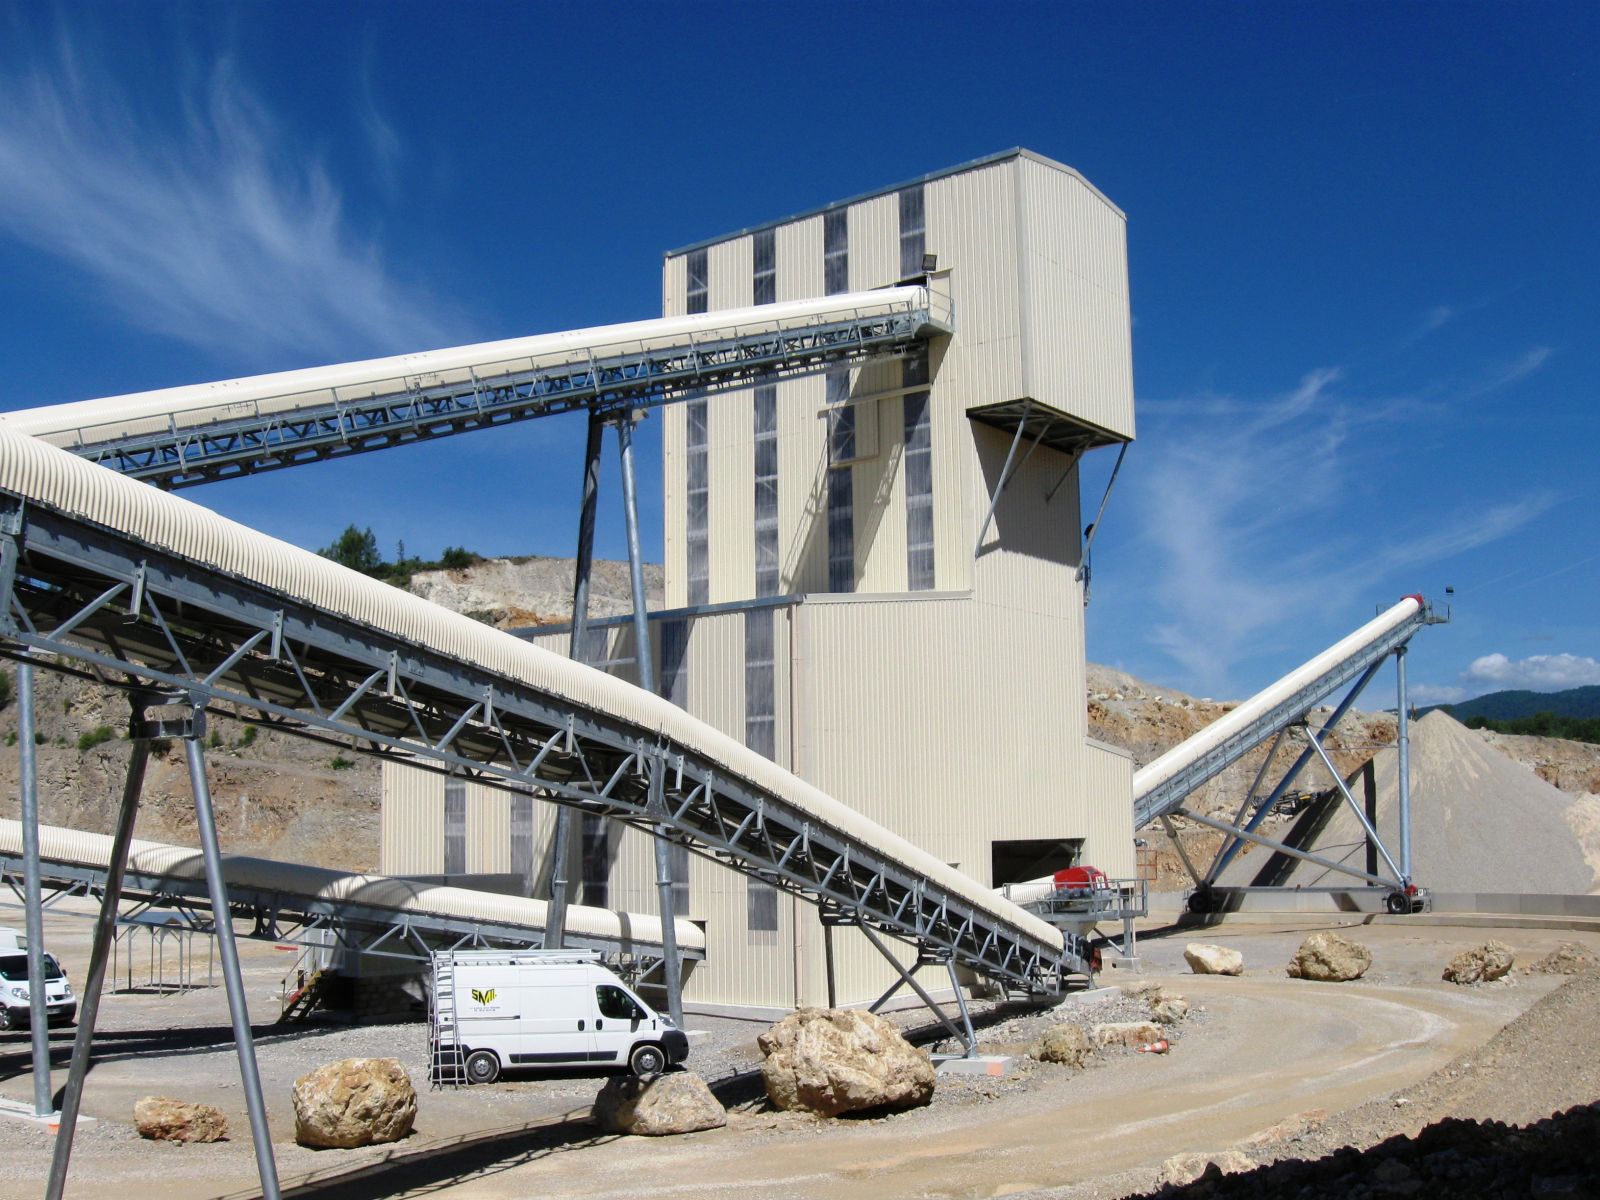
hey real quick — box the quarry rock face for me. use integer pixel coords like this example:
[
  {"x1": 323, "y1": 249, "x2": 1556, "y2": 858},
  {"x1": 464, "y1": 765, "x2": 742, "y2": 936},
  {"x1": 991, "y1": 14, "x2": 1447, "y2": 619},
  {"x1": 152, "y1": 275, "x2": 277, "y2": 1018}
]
[
  {"x1": 1185, "y1": 942, "x2": 1244, "y2": 975},
  {"x1": 592, "y1": 1071, "x2": 726, "y2": 1136},
  {"x1": 1287, "y1": 932, "x2": 1372, "y2": 982},
  {"x1": 1031, "y1": 1023, "x2": 1091, "y2": 1066},
  {"x1": 758, "y1": 1008, "x2": 935, "y2": 1117},
  {"x1": 134, "y1": 1095, "x2": 228, "y2": 1143},
  {"x1": 292, "y1": 1058, "x2": 416, "y2": 1149},
  {"x1": 1444, "y1": 940, "x2": 1516, "y2": 985},
  {"x1": 1092, "y1": 1021, "x2": 1164, "y2": 1049}
]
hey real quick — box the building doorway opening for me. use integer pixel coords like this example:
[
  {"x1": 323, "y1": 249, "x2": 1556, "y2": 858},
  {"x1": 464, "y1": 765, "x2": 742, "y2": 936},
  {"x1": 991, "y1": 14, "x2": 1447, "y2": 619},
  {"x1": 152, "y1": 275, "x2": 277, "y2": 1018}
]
[{"x1": 990, "y1": 838, "x2": 1084, "y2": 887}]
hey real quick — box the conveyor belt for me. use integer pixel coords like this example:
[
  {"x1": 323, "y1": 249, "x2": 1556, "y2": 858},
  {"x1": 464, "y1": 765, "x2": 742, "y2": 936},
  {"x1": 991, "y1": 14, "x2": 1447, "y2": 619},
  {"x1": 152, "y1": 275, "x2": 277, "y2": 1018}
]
[
  {"x1": 0, "y1": 817, "x2": 705, "y2": 965},
  {"x1": 0, "y1": 430, "x2": 1083, "y2": 991},
  {"x1": 0, "y1": 286, "x2": 949, "y2": 488},
  {"x1": 1133, "y1": 596, "x2": 1433, "y2": 828}
]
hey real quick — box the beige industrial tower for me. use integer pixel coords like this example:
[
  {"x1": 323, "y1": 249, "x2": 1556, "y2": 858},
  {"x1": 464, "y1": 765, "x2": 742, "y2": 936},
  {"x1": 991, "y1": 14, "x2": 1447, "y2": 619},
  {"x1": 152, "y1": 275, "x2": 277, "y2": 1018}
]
[{"x1": 382, "y1": 149, "x2": 1137, "y2": 1016}]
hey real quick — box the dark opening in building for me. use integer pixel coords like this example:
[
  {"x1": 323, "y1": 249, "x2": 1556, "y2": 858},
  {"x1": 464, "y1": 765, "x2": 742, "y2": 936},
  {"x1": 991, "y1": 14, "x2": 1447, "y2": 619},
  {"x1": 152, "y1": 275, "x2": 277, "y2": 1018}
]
[{"x1": 990, "y1": 838, "x2": 1084, "y2": 887}]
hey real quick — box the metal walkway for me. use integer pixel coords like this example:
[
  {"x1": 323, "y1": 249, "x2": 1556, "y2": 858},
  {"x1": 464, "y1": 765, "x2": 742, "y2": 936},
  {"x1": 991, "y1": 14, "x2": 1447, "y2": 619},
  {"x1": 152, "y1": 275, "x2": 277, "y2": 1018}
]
[
  {"x1": 0, "y1": 286, "x2": 949, "y2": 488},
  {"x1": 0, "y1": 817, "x2": 704, "y2": 975}
]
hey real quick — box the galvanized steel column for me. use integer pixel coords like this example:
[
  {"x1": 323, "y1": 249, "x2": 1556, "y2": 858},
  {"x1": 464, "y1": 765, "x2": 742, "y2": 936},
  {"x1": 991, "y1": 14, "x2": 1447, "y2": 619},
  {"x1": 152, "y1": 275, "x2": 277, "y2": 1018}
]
[
  {"x1": 547, "y1": 410, "x2": 605, "y2": 950},
  {"x1": 46, "y1": 724, "x2": 150, "y2": 1200},
  {"x1": 184, "y1": 723, "x2": 281, "y2": 1200},
  {"x1": 616, "y1": 413, "x2": 684, "y2": 1030},
  {"x1": 17, "y1": 657, "x2": 53, "y2": 1117},
  {"x1": 1396, "y1": 646, "x2": 1412, "y2": 883}
]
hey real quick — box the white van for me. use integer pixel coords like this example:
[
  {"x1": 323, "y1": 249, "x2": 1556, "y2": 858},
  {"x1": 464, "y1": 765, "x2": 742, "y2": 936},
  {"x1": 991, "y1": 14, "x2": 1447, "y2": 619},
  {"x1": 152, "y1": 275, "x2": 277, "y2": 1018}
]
[
  {"x1": 435, "y1": 950, "x2": 688, "y2": 1085},
  {"x1": 0, "y1": 934, "x2": 77, "y2": 1031}
]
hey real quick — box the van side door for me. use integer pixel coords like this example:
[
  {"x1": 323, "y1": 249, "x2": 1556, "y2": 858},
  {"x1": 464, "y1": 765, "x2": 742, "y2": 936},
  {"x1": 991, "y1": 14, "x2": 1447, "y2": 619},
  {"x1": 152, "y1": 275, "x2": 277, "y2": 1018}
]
[{"x1": 591, "y1": 983, "x2": 651, "y2": 1066}]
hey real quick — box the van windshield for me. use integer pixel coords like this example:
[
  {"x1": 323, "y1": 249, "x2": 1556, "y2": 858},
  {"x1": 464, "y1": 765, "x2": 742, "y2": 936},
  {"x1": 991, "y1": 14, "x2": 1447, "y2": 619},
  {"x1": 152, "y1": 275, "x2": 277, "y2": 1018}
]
[
  {"x1": 596, "y1": 984, "x2": 643, "y2": 1021},
  {"x1": 0, "y1": 953, "x2": 64, "y2": 982}
]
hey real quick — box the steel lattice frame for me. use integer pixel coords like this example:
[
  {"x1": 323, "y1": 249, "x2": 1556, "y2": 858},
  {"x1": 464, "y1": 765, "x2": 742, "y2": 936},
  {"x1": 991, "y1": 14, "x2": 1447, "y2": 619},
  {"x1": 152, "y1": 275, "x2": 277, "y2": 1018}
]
[
  {"x1": 1134, "y1": 606, "x2": 1432, "y2": 828},
  {"x1": 0, "y1": 497, "x2": 1084, "y2": 994},
  {"x1": 64, "y1": 300, "x2": 948, "y2": 488}
]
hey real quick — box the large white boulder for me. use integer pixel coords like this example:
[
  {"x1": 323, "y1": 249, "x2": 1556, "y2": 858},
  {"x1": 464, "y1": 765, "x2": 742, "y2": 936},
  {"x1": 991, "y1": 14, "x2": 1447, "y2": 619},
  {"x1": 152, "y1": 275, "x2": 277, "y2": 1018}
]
[
  {"x1": 593, "y1": 1070, "x2": 726, "y2": 1136},
  {"x1": 1287, "y1": 931, "x2": 1372, "y2": 982},
  {"x1": 134, "y1": 1095, "x2": 228, "y2": 1143},
  {"x1": 292, "y1": 1057, "x2": 416, "y2": 1149},
  {"x1": 1184, "y1": 942, "x2": 1243, "y2": 975},
  {"x1": 758, "y1": 1007, "x2": 935, "y2": 1117},
  {"x1": 1444, "y1": 940, "x2": 1516, "y2": 985}
]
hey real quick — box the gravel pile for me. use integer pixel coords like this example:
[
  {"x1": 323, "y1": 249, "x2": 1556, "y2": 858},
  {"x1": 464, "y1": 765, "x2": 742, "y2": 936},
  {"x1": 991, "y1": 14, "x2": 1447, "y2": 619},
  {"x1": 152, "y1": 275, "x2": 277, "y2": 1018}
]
[{"x1": 1221, "y1": 710, "x2": 1596, "y2": 894}]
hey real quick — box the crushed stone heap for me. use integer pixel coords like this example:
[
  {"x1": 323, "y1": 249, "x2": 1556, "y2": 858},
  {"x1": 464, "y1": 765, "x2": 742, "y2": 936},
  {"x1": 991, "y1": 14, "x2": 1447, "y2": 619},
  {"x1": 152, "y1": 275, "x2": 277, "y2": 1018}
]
[{"x1": 1221, "y1": 710, "x2": 1597, "y2": 895}]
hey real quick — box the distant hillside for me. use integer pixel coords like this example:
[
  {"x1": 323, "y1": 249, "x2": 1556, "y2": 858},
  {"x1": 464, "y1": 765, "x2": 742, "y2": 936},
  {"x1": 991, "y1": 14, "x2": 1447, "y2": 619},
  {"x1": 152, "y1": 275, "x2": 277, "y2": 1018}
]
[{"x1": 1429, "y1": 685, "x2": 1600, "y2": 723}]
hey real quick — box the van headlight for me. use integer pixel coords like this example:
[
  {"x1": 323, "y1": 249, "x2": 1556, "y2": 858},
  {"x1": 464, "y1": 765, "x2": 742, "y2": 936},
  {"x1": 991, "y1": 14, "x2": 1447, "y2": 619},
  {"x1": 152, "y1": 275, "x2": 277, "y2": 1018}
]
[{"x1": 5, "y1": 985, "x2": 26, "y2": 1000}]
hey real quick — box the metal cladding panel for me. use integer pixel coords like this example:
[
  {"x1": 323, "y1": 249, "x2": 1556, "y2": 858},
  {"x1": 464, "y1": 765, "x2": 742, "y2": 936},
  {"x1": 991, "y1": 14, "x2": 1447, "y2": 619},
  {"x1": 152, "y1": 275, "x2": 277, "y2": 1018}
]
[
  {"x1": 795, "y1": 594, "x2": 1090, "y2": 878},
  {"x1": 380, "y1": 759, "x2": 444, "y2": 874},
  {"x1": 465, "y1": 780, "x2": 511, "y2": 875},
  {"x1": 1016, "y1": 156, "x2": 1135, "y2": 441},
  {"x1": 663, "y1": 398, "x2": 688, "y2": 608},
  {"x1": 777, "y1": 370, "x2": 829, "y2": 594},
  {"x1": 848, "y1": 194, "x2": 900, "y2": 292},
  {"x1": 776, "y1": 217, "x2": 824, "y2": 301},
  {"x1": 662, "y1": 253, "x2": 685, "y2": 319},
  {"x1": 702, "y1": 239, "x2": 756, "y2": 604},
  {"x1": 925, "y1": 163, "x2": 1025, "y2": 413},
  {"x1": 1083, "y1": 742, "x2": 1136, "y2": 877},
  {"x1": 852, "y1": 357, "x2": 909, "y2": 594}
]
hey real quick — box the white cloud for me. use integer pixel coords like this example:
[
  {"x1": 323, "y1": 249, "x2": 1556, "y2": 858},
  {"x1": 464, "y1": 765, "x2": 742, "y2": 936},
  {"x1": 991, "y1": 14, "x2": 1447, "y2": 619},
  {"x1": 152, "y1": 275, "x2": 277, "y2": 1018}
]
[
  {"x1": 1409, "y1": 683, "x2": 1468, "y2": 706},
  {"x1": 1130, "y1": 367, "x2": 1553, "y2": 696},
  {"x1": 1462, "y1": 652, "x2": 1600, "y2": 692},
  {"x1": 0, "y1": 36, "x2": 463, "y2": 366}
]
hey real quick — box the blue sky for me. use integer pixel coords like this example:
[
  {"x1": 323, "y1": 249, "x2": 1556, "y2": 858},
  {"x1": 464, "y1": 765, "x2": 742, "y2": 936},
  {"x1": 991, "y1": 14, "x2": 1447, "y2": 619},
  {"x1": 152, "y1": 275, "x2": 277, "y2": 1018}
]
[{"x1": 0, "y1": 2, "x2": 1594, "y2": 706}]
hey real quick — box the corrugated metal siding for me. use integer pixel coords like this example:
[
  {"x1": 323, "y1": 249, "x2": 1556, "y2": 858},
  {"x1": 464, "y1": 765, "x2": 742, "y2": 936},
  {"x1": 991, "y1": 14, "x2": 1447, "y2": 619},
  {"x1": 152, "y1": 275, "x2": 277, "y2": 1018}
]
[
  {"x1": 706, "y1": 239, "x2": 755, "y2": 604},
  {"x1": 1083, "y1": 741, "x2": 1136, "y2": 877},
  {"x1": 663, "y1": 398, "x2": 687, "y2": 608},
  {"x1": 465, "y1": 780, "x2": 510, "y2": 874},
  {"x1": 380, "y1": 760, "x2": 445, "y2": 874},
  {"x1": 848, "y1": 194, "x2": 899, "y2": 292},
  {"x1": 1016, "y1": 156, "x2": 1135, "y2": 440}
]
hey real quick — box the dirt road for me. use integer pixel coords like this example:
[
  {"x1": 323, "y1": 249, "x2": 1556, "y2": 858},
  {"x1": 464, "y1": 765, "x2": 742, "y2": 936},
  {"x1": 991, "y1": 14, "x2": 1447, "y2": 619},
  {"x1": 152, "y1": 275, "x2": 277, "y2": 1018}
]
[{"x1": 2, "y1": 914, "x2": 1592, "y2": 1200}]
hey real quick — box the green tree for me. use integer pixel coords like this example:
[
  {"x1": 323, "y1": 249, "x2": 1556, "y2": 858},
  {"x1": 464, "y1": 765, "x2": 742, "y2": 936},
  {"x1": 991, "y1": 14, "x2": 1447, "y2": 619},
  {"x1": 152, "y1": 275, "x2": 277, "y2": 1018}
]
[{"x1": 319, "y1": 525, "x2": 383, "y2": 574}]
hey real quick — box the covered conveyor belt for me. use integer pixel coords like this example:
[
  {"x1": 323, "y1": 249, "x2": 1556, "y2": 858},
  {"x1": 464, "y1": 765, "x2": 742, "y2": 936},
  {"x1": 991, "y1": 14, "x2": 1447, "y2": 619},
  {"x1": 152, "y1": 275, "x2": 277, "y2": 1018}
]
[
  {"x1": 0, "y1": 285, "x2": 949, "y2": 488},
  {"x1": 0, "y1": 817, "x2": 705, "y2": 966},
  {"x1": 1133, "y1": 596, "x2": 1436, "y2": 828},
  {"x1": 0, "y1": 429, "x2": 1081, "y2": 991}
]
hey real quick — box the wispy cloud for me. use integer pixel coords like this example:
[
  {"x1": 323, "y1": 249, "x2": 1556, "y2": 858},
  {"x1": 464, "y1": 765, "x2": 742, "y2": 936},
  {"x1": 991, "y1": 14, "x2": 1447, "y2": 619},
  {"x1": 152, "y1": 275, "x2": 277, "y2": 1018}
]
[
  {"x1": 1131, "y1": 367, "x2": 1552, "y2": 695},
  {"x1": 0, "y1": 32, "x2": 463, "y2": 367},
  {"x1": 1419, "y1": 652, "x2": 1600, "y2": 705}
]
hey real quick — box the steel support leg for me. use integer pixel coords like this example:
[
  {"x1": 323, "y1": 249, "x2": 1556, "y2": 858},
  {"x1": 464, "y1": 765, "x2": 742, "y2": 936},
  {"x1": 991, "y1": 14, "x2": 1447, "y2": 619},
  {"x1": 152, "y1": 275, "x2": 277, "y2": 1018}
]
[
  {"x1": 547, "y1": 409, "x2": 605, "y2": 949},
  {"x1": 1160, "y1": 814, "x2": 1206, "y2": 889},
  {"x1": 973, "y1": 400, "x2": 1033, "y2": 557},
  {"x1": 1396, "y1": 646, "x2": 1413, "y2": 883},
  {"x1": 45, "y1": 718, "x2": 150, "y2": 1200},
  {"x1": 944, "y1": 959, "x2": 978, "y2": 1058},
  {"x1": 1304, "y1": 726, "x2": 1404, "y2": 883},
  {"x1": 184, "y1": 722, "x2": 281, "y2": 1200},
  {"x1": 857, "y1": 924, "x2": 970, "y2": 1052},
  {"x1": 823, "y1": 920, "x2": 838, "y2": 1009},
  {"x1": 1177, "y1": 807, "x2": 1391, "y2": 886},
  {"x1": 1205, "y1": 656, "x2": 1387, "y2": 884},
  {"x1": 17, "y1": 656, "x2": 52, "y2": 1117},
  {"x1": 615, "y1": 412, "x2": 684, "y2": 1030}
]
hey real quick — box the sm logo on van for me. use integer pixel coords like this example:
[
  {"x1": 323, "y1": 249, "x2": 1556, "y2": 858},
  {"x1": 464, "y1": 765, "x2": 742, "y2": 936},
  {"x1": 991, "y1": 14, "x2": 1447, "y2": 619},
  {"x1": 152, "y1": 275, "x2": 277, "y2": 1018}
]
[{"x1": 471, "y1": 988, "x2": 497, "y2": 1006}]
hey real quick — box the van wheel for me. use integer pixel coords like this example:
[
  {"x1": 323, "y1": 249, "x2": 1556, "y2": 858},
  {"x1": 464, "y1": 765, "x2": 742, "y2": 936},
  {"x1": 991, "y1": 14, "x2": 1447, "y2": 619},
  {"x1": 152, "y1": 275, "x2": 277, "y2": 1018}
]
[
  {"x1": 0, "y1": 1007, "x2": 19, "y2": 1033},
  {"x1": 629, "y1": 1043, "x2": 666, "y2": 1077},
  {"x1": 464, "y1": 1050, "x2": 500, "y2": 1085}
]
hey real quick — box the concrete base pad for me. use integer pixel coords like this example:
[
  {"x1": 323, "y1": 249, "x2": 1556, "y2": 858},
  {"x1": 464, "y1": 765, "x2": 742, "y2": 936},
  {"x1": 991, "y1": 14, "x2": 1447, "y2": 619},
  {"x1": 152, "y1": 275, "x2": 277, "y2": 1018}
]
[
  {"x1": 0, "y1": 1095, "x2": 93, "y2": 1129},
  {"x1": 934, "y1": 1054, "x2": 1016, "y2": 1077}
]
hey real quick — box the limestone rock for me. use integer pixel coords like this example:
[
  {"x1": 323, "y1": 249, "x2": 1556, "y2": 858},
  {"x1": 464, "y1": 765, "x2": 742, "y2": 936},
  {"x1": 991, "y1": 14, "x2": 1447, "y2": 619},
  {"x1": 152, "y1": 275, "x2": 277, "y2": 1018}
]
[
  {"x1": 292, "y1": 1057, "x2": 416, "y2": 1149},
  {"x1": 593, "y1": 1071, "x2": 726, "y2": 1136},
  {"x1": 758, "y1": 1007, "x2": 935, "y2": 1117},
  {"x1": 1157, "y1": 1150, "x2": 1256, "y2": 1186},
  {"x1": 1031, "y1": 1023, "x2": 1091, "y2": 1066},
  {"x1": 134, "y1": 1095, "x2": 228, "y2": 1143},
  {"x1": 1184, "y1": 942, "x2": 1243, "y2": 975},
  {"x1": 1147, "y1": 987, "x2": 1190, "y2": 1024},
  {"x1": 1091, "y1": 1021, "x2": 1163, "y2": 1049},
  {"x1": 1287, "y1": 931, "x2": 1372, "y2": 981},
  {"x1": 1444, "y1": 940, "x2": 1516, "y2": 985}
]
